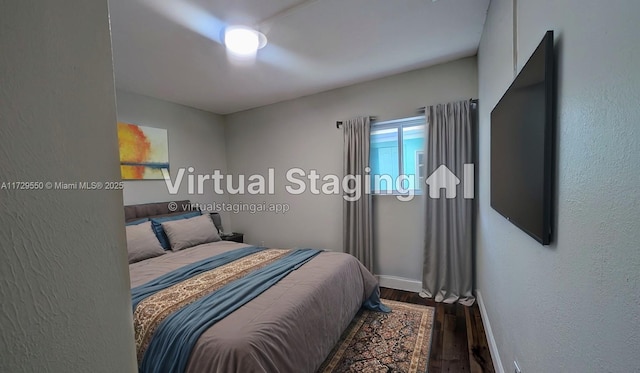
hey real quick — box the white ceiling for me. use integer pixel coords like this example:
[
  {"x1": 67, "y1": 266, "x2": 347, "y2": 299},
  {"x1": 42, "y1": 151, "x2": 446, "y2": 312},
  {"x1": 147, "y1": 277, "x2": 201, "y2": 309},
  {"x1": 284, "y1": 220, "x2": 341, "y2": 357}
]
[{"x1": 109, "y1": 0, "x2": 490, "y2": 114}]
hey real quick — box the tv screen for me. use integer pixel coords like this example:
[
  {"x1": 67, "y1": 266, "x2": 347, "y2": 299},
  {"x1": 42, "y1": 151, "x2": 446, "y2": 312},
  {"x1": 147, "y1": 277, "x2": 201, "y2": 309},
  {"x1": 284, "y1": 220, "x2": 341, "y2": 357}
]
[{"x1": 491, "y1": 30, "x2": 555, "y2": 245}]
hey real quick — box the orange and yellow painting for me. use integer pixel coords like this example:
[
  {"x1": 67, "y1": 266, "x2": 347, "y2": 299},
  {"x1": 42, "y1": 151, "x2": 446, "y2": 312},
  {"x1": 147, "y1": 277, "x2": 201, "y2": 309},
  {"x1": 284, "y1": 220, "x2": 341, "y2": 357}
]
[{"x1": 117, "y1": 123, "x2": 169, "y2": 180}]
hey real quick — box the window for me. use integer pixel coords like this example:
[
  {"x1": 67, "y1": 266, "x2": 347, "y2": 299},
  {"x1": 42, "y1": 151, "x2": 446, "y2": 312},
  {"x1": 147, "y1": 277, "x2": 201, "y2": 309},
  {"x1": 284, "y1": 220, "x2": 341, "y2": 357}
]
[{"x1": 370, "y1": 116, "x2": 425, "y2": 193}]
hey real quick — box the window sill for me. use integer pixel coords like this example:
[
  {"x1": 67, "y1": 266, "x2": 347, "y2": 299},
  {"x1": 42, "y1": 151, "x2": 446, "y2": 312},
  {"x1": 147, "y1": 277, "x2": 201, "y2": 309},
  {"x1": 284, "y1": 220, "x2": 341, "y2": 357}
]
[{"x1": 371, "y1": 190, "x2": 424, "y2": 197}]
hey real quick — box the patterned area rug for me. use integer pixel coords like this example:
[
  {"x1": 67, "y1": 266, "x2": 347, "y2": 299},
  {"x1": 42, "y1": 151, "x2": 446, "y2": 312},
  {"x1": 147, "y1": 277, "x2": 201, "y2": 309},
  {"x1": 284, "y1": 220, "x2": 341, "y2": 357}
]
[{"x1": 318, "y1": 299, "x2": 435, "y2": 373}]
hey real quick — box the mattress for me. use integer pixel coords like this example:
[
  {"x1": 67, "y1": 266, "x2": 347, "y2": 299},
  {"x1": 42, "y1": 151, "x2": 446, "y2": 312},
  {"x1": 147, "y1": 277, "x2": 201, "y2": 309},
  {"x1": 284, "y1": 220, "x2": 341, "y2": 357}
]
[{"x1": 129, "y1": 241, "x2": 380, "y2": 373}]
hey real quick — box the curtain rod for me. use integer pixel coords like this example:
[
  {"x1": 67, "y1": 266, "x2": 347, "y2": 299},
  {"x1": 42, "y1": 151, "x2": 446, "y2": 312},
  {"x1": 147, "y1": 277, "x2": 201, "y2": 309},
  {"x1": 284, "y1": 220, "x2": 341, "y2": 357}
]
[
  {"x1": 417, "y1": 98, "x2": 478, "y2": 113},
  {"x1": 336, "y1": 98, "x2": 478, "y2": 128},
  {"x1": 336, "y1": 116, "x2": 377, "y2": 129}
]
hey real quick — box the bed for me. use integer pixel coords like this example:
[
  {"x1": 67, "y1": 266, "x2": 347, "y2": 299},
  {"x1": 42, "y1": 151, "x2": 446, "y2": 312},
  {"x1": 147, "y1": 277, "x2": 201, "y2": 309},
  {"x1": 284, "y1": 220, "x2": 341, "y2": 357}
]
[{"x1": 125, "y1": 201, "x2": 385, "y2": 373}]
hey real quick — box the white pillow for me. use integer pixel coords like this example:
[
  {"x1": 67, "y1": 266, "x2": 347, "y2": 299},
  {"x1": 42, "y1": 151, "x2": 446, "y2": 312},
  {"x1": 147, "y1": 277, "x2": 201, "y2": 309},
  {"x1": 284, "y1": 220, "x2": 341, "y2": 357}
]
[
  {"x1": 161, "y1": 214, "x2": 221, "y2": 251},
  {"x1": 126, "y1": 221, "x2": 166, "y2": 263}
]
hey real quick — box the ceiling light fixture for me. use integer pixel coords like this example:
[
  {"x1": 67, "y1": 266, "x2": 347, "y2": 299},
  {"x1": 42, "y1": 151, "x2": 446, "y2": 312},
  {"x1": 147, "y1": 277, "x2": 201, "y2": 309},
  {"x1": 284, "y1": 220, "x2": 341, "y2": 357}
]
[{"x1": 223, "y1": 26, "x2": 267, "y2": 56}]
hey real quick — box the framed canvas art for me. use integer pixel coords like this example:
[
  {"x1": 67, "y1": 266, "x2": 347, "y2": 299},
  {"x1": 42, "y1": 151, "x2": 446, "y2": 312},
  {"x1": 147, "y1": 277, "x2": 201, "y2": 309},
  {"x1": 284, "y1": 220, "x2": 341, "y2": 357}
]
[{"x1": 117, "y1": 122, "x2": 169, "y2": 180}]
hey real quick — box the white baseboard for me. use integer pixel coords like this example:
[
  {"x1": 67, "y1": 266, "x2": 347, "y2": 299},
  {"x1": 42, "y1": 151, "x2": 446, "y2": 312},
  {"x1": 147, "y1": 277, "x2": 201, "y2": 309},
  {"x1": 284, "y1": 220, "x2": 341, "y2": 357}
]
[
  {"x1": 476, "y1": 290, "x2": 505, "y2": 373},
  {"x1": 376, "y1": 275, "x2": 422, "y2": 293}
]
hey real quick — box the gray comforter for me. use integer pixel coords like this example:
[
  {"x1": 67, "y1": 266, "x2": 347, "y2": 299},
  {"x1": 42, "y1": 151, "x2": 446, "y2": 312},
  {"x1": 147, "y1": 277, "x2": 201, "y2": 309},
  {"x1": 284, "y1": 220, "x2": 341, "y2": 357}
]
[{"x1": 129, "y1": 241, "x2": 379, "y2": 373}]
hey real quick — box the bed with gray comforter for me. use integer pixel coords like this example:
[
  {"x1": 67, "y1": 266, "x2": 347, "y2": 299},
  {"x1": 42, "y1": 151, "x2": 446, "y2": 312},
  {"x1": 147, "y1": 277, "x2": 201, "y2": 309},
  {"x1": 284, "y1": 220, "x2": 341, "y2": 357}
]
[{"x1": 129, "y1": 240, "x2": 381, "y2": 373}]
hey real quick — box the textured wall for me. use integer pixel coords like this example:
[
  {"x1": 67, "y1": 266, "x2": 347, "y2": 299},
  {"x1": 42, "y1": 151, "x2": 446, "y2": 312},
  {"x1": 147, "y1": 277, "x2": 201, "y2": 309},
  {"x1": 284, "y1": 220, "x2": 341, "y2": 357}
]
[
  {"x1": 477, "y1": 0, "x2": 640, "y2": 371},
  {"x1": 116, "y1": 90, "x2": 230, "y2": 224},
  {"x1": 0, "y1": 1, "x2": 137, "y2": 372},
  {"x1": 224, "y1": 57, "x2": 477, "y2": 282}
]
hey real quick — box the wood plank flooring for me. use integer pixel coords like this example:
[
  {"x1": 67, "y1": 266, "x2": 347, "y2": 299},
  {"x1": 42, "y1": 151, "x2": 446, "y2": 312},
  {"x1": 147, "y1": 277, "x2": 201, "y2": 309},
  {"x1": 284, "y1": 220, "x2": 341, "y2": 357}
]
[{"x1": 380, "y1": 287, "x2": 495, "y2": 373}]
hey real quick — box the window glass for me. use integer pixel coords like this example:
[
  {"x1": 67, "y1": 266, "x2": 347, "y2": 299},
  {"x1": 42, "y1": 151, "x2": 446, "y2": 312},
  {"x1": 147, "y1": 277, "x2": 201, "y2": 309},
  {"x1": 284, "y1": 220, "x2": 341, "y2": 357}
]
[{"x1": 370, "y1": 117, "x2": 425, "y2": 193}]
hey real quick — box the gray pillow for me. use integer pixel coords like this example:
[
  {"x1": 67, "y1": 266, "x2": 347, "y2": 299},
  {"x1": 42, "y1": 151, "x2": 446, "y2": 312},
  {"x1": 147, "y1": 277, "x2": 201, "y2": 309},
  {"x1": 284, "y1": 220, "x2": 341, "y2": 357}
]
[
  {"x1": 161, "y1": 214, "x2": 221, "y2": 252},
  {"x1": 126, "y1": 221, "x2": 166, "y2": 264}
]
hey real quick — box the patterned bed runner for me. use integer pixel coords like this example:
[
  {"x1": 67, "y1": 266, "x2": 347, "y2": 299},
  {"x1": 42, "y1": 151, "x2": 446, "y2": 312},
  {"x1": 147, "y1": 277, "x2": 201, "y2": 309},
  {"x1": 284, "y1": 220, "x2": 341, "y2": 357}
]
[
  {"x1": 133, "y1": 247, "x2": 322, "y2": 373},
  {"x1": 134, "y1": 249, "x2": 289, "y2": 361}
]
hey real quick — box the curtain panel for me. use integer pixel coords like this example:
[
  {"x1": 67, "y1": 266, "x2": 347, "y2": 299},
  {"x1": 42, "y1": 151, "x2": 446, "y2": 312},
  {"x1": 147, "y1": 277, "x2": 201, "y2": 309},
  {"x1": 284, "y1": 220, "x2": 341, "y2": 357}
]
[
  {"x1": 421, "y1": 100, "x2": 475, "y2": 306},
  {"x1": 342, "y1": 117, "x2": 373, "y2": 272}
]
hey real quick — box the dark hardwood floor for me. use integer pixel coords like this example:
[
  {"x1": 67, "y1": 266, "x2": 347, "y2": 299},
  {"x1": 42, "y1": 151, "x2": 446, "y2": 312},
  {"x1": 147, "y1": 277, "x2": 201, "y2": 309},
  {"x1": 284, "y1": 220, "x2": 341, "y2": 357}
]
[{"x1": 380, "y1": 287, "x2": 495, "y2": 373}]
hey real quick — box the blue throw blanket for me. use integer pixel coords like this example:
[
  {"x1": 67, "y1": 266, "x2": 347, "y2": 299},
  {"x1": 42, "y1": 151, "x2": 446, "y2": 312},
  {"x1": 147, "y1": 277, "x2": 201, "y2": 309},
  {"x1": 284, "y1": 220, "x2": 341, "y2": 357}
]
[
  {"x1": 131, "y1": 246, "x2": 265, "y2": 310},
  {"x1": 138, "y1": 248, "x2": 322, "y2": 373},
  {"x1": 364, "y1": 288, "x2": 391, "y2": 313}
]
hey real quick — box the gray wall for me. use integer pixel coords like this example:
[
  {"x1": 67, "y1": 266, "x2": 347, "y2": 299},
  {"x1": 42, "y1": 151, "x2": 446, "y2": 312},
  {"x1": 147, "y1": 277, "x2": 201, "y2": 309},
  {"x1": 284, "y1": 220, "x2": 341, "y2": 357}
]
[
  {"x1": 0, "y1": 1, "x2": 137, "y2": 372},
  {"x1": 225, "y1": 57, "x2": 477, "y2": 285},
  {"x1": 116, "y1": 90, "x2": 231, "y2": 224},
  {"x1": 477, "y1": 0, "x2": 640, "y2": 372}
]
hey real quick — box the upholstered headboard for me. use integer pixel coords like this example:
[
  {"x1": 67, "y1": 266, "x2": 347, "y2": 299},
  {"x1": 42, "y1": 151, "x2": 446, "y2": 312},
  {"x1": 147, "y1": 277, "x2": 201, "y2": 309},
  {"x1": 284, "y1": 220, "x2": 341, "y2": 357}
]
[{"x1": 124, "y1": 200, "x2": 223, "y2": 232}]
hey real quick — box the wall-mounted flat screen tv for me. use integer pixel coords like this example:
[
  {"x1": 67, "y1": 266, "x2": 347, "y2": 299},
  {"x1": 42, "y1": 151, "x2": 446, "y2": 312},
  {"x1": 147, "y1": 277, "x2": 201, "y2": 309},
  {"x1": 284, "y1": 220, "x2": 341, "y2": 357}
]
[{"x1": 491, "y1": 30, "x2": 555, "y2": 245}]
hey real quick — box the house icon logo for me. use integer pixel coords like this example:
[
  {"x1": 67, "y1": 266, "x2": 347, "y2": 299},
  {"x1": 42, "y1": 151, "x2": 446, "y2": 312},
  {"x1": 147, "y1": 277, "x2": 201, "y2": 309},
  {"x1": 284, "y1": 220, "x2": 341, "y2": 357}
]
[{"x1": 424, "y1": 164, "x2": 474, "y2": 199}]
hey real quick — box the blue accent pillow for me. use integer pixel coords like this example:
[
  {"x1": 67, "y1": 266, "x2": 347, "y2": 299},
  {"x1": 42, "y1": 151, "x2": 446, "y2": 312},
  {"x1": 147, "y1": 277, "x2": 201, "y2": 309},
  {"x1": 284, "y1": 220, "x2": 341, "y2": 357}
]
[
  {"x1": 126, "y1": 218, "x2": 149, "y2": 226},
  {"x1": 150, "y1": 212, "x2": 202, "y2": 249}
]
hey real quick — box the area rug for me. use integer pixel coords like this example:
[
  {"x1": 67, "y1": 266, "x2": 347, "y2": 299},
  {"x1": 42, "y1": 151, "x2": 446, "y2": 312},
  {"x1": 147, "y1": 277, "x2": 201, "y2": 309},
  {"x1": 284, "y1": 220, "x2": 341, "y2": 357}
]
[{"x1": 318, "y1": 299, "x2": 435, "y2": 373}]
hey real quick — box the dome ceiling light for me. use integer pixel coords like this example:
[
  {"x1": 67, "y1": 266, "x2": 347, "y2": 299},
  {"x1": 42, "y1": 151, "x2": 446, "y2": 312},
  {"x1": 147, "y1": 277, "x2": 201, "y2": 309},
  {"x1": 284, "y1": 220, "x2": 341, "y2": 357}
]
[{"x1": 223, "y1": 26, "x2": 267, "y2": 57}]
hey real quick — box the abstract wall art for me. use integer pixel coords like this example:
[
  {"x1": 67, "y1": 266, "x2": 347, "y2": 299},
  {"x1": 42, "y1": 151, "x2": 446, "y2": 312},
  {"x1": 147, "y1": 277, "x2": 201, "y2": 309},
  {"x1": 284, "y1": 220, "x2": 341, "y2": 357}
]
[{"x1": 117, "y1": 122, "x2": 169, "y2": 180}]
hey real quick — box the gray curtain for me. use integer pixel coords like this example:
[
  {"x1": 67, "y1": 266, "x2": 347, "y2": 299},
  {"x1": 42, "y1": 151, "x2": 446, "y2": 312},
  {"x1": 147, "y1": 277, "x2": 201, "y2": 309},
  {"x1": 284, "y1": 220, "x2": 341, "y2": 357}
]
[
  {"x1": 421, "y1": 100, "x2": 475, "y2": 306},
  {"x1": 343, "y1": 117, "x2": 373, "y2": 272}
]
